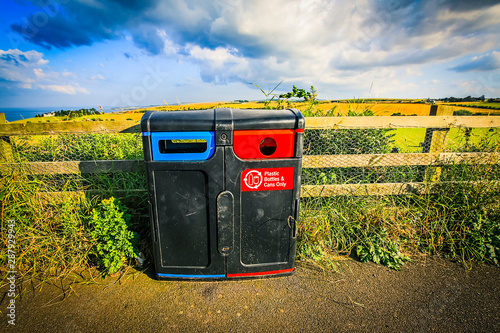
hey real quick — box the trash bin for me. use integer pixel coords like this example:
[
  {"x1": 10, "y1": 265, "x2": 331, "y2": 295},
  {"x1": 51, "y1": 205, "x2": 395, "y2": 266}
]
[{"x1": 141, "y1": 108, "x2": 304, "y2": 279}]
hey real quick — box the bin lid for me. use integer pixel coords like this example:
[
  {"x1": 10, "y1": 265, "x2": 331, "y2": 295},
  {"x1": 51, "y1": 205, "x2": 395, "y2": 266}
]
[{"x1": 141, "y1": 108, "x2": 304, "y2": 132}]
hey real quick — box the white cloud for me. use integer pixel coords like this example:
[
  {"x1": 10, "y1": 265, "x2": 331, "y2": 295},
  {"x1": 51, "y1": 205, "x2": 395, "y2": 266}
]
[
  {"x1": 450, "y1": 51, "x2": 500, "y2": 72},
  {"x1": 143, "y1": 0, "x2": 499, "y2": 95},
  {"x1": 33, "y1": 68, "x2": 45, "y2": 78},
  {"x1": 188, "y1": 45, "x2": 249, "y2": 83},
  {"x1": 0, "y1": 49, "x2": 88, "y2": 95},
  {"x1": 0, "y1": 49, "x2": 46, "y2": 85},
  {"x1": 6, "y1": 0, "x2": 500, "y2": 100},
  {"x1": 38, "y1": 84, "x2": 89, "y2": 95},
  {"x1": 90, "y1": 74, "x2": 105, "y2": 80}
]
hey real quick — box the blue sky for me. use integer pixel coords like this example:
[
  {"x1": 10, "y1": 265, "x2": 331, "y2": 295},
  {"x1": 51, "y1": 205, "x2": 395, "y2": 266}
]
[{"x1": 1, "y1": 0, "x2": 500, "y2": 109}]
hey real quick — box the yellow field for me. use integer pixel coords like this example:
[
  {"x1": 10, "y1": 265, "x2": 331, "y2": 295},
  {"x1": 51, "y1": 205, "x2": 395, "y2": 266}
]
[
  {"x1": 312, "y1": 102, "x2": 431, "y2": 116},
  {"x1": 137, "y1": 101, "x2": 436, "y2": 116},
  {"x1": 13, "y1": 100, "x2": 499, "y2": 124},
  {"x1": 310, "y1": 101, "x2": 499, "y2": 116}
]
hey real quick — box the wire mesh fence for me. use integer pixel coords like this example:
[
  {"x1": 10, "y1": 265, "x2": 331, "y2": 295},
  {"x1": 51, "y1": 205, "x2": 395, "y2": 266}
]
[
  {"x1": 2, "y1": 112, "x2": 500, "y2": 276},
  {"x1": 10, "y1": 133, "x2": 143, "y2": 162},
  {"x1": 2, "y1": 121, "x2": 499, "y2": 193}
]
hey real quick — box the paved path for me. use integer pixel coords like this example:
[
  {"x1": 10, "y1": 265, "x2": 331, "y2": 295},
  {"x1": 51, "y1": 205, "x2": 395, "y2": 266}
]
[{"x1": 1, "y1": 257, "x2": 500, "y2": 332}]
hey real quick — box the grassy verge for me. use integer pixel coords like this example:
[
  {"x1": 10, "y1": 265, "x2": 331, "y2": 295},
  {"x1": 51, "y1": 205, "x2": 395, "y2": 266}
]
[
  {"x1": 1, "y1": 109, "x2": 499, "y2": 283},
  {"x1": 298, "y1": 165, "x2": 500, "y2": 270},
  {"x1": 0, "y1": 165, "x2": 148, "y2": 288},
  {"x1": 0, "y1": 168, "x2": 95, "y2": 284}
]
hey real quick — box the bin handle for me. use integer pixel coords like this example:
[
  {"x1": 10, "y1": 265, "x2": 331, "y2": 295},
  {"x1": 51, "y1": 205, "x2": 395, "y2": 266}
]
[{"x1": 217, "y1": 191, "x2": 234, "y2": 255}]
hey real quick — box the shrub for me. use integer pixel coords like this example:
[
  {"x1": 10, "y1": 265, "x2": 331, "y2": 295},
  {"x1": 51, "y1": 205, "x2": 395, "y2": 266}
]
[
  {"x1": 87, "y1": 197, "x2": 138, "y2": 275},
  {"x1": 454, "y1": 109, "x2": 473, "y2": 116}
]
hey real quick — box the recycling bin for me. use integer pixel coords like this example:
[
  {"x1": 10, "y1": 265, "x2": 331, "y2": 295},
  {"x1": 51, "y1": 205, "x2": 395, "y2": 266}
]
[{"x1": 141, "y1": 108, "x2": 304, "y2": 279}]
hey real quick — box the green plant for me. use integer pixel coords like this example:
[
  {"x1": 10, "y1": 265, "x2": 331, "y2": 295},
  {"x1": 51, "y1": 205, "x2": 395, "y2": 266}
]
[
  {"x1": 298, "y1": 196, "x2": 412, "y2": 271},
  {"x1": 87, "y1": 197, "x2": 138, "y2": 275},
  {"x1": 356, "y1": 228, "x2": 410, "y2": 270},
  {"x1": 251, "y1": 82, "x2": 319, "y2": 112},
  {"x1": 250, "y1": 80, "x2": 283, "y2": 107},
  {"x1": 12, "y1": 133, "x2": 143, "y2": 162},
  {"x1": 280, "y1": 85, "x2": 319, "y2": 113},
  {"x1": 453, "y1": 109, "x2": 473, "y2": 116},
  {"x1": 279, "y1": 85, "x2": 317, "y2": 103}
]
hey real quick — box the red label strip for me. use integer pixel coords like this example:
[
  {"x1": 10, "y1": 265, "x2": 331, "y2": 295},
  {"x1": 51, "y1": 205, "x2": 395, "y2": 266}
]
[
  {"x1": 227, "y1": 268, "x2": 295, "y2": 277},
  {"x1": 241, "y1": 167, "x2": 294, "y2": 192}
]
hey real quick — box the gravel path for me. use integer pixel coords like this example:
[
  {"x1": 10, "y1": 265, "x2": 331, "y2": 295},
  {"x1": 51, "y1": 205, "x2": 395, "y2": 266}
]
[{"x1": 1, "y1": 257, "x2": 500, "y2": 332}]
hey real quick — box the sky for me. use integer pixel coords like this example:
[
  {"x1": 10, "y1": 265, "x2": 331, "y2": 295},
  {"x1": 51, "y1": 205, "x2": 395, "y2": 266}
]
[{"x1": 1, "y1": 0, "x2": 500, "y2": 109}]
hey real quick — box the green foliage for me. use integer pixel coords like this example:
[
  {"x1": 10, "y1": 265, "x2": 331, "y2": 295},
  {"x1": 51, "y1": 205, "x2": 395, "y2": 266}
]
[
  {"x1": 87, "y1": 197, "x2": 137, "y2": 275},
  {"x1": 411, "y1": 176, "x2": 500, "y2": 266},
  {"x1": 251, "y1": 82, "x2": 319, "y2": 112},
  {"x1": 298, "y1": 196, "x2": 410, "y2": 271},
  {"x1": 250, "y1": 81, "x2": 283, "y2": 107},
  {"x1": 35, "y1": 108, "x2": 101, "y2": 118},
  {"x1": 299, "y1": 152, "x2": 500, "y2": 270},
  {"x1": 279, "y1": 85, "x2": 317, "y2": 101},
  {"x1": 278, "y1": 85, "x2": 318, "y2": 113},
  {"x1": 356, "y1": 228, "x2": 409, "y2": 270},
  {"x1": 453, "y1": 109, "x2": 473, "y2": 116}
]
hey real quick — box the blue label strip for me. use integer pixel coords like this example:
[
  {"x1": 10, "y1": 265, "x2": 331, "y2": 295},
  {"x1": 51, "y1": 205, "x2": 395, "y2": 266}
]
[
  {"x1": 151, "y1": 131, "x2": 215, "y2": 161},
  {"x1": 157, "y1": 273, "x2": 225, "y2": 278}
]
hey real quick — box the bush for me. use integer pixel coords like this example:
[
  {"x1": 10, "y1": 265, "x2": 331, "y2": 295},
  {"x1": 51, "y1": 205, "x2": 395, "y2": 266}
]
[
  {"x1": 87, "y1": 197, "x2": 138, "y2": 275},
  {"x1": 453, "y1": 109, "x2": 473, "y2": 116}
]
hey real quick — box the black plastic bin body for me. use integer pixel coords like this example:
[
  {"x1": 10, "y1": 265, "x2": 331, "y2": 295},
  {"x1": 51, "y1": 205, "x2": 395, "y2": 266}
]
[{"x1": 141, "y1": 108, "x2": 305, "y2": 279}]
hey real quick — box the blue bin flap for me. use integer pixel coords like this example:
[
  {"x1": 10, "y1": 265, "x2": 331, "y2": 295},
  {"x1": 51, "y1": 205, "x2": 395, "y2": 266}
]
[{"x1": 150, "y1": 132, "x2": 215, "y2": 161}]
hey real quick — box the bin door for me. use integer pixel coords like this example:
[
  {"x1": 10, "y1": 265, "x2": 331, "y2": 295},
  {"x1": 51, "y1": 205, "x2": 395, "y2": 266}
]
[
  {"x1": 147, "y1": 146, "x2": 226, "y2": 279},
  {"x1": 224, "y1": 150, "x2": 298, "y2": 277}
]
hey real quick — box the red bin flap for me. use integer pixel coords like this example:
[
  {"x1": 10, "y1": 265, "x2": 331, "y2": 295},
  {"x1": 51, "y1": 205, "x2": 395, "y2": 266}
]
[{"x1": 233, "y1": 129, "x2": 295, "y2": 159}]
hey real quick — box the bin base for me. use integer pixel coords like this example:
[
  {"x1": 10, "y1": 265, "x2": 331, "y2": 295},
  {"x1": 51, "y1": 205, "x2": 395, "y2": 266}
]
[{"x1": 155, "y1": 268, "x2": 295, "y2": 280}]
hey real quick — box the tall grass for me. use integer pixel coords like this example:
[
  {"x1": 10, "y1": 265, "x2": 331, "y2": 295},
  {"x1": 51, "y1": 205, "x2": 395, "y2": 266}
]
[
  {"x1": 297, "y1": 163, "x2": 500, "y2": 269},
  {"x1": 0, "y1": 167, "x2": 95, "y2": 285},
  {"x1": 12, "y1": 133, "x2": 143, "y2": 162},
  {"x1": 1, "y1": 105, "x2": 499, "y2": 282},
  {"x1": 1, "y1": 133, "x2": 148, "y2": 286}
]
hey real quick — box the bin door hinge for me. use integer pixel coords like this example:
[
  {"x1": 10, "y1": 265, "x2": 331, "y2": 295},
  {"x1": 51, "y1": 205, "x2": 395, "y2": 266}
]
[
  {"x1": 214, "y1": 108, "x2": 233, "y2": 146},
  {"x1": 217, "y1": 191, "x2": 234, "y2": 256}
]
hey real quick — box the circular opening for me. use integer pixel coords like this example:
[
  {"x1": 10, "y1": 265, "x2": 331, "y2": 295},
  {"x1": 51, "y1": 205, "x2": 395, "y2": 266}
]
[{"x1": 259, "y1": 137, "x2": 277, "y2": 156}]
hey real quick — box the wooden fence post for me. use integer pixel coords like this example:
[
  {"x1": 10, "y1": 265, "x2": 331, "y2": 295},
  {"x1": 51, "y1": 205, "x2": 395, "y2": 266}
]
[
  {"x1": 0, "y1": 113, "x2": 13, "y2": 163},
  {"x1": 422, "y1": 105, "x2": 454, "y2": 182}
]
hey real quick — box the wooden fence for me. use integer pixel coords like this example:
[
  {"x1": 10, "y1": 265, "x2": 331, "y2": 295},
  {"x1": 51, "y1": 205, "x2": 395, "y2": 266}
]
[{"x1": 1, "y1": 106, "x2": 499, "y2": 199}]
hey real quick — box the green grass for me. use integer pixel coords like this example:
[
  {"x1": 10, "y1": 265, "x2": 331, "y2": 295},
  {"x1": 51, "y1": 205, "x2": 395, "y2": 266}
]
[
  {"x1": 298, "y1": 175, "x2": 500, "y2": 270},
  {"x1": 391, "y1": 128, "x2": 426, "y2": 152},
  {"x1": 1, "y1": 108, "x2": 499, "y2": 284},
  {"x1": 445, "y1": 101, "x2": 500, "y2": 109},
  {"x1": 386, "y1": 127, "x2": 499, "y2": 153},
  {"x1": 0, "y1": 168, "x2": 148, "y2": 287},
  {"x1": 12, "y1": 133, "x2": 143, "y2": 162}
]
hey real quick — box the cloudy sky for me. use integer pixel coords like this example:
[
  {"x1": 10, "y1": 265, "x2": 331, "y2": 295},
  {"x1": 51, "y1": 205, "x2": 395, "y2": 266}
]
[{"x1": 1, "y1": 0, "x2": 500, "y2": 109}]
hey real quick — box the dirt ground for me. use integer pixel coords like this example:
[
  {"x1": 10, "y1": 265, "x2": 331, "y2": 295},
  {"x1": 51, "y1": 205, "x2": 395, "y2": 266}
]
[{"x1": 1, "y1": 257, "x2": 499, "y2": 332}]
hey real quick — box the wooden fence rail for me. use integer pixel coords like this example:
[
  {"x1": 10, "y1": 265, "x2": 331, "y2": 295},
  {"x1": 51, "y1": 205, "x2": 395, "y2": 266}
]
[
  {"x1": 1, "y1": 111, "x2": 499, "y2": 198},
  {"x1": 1, "y1": 152, "x2": 499, "y2": 176},
  {"x1": 1, "y1": 116, "x2": 500, "y2": 136}
]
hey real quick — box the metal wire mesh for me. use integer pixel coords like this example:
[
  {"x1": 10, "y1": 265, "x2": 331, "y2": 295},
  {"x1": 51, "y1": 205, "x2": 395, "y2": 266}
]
[
  {"x1": 1, "y1": 122, "x2": 499, "y2": 194},
  {"x1": 10, "y1": 133, "x2": 143, "y2": 162},
  {"x1": 302, "y1": 126, "x2": 499, "y2": 186}
]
